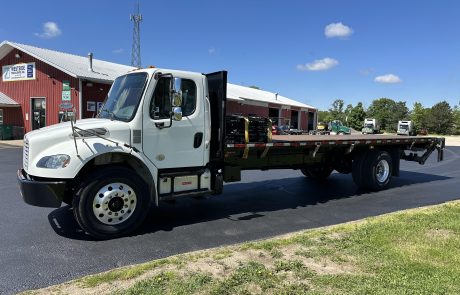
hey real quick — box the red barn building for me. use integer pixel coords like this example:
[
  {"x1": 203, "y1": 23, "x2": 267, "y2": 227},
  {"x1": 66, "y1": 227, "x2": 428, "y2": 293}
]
[
  {"x1": 227, "y1": 84, "x2": 317, "y2": 130},
  {"x1": 0, "y1": 41, "x2": 134, "y2": 135},
  {"x1": 0, "y1": 41, "x2": 317, "y2": 138}
]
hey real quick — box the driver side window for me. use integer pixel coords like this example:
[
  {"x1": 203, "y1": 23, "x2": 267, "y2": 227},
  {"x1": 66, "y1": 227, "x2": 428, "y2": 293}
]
[
  {"x1": 150, "y1": 77, "x2": 197, "y2": 119},
  {"x1": 150, "y1": 77, "x2": 171, "y2": 119}
]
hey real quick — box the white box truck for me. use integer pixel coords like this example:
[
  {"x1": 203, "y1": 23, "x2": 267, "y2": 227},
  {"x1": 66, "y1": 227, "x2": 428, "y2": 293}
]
[
  {"x1": 362, "y1": 118, "x2": 380, "y2": 134},
  {"x1": 397, "y1": 120, "x2": 416, "y2": 136}
]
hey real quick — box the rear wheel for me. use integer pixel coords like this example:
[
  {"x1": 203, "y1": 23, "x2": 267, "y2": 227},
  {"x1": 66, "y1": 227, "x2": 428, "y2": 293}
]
[
  {"x1": 352, "y1": 150, "x2": 393, "y2": 191},
  {"x1": 72, "y1": 166, "x2": 150, "y2": 239},
  {"x1": 301, "y1": 166, "x2": 333, "y2": 180}
]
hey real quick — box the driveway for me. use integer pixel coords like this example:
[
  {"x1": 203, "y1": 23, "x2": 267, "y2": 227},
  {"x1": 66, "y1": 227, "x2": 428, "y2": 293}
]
[{"x1": 0, "y1": 145, "x2": 459, "y2": 294}]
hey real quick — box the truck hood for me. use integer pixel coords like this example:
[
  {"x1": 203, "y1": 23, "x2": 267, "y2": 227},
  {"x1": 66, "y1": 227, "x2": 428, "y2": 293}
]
[
  {"x1": 24, "y1": 118, "x2": 132, "y2": 175},
  {"x1": 26, "y1": 118, "x2": 130, "y2": 143}
]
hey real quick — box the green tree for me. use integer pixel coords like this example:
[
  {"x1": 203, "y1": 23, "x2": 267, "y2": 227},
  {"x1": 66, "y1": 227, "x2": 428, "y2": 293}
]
[
  {"x1": 452, "y1": 105, "x2": 460, "y2": 135},
  {"x1": 394, "y1": 101, "x2": 409, "y2": 125},
  {"x1": 428, "y1": 101, "x2": 453, "y2": 134},
  {"x1": 410, "y1": 102, "x2": 429, "y2": 129},
  {"x1": 317, "y1": 110, "x2": 332, "y2": 123},
  {"x1": 367, "y1": 98, "x2": 407, "y2": 132},
  {"x1": 329, "y1": 99, "x2": 346, "y2": 122},
  {"x1": 347, "y1": 102, "x2": 367, "y2": 130}
]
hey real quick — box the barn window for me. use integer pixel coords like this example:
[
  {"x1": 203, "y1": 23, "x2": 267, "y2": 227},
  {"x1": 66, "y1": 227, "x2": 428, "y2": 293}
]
[{"x1": 0, "y1": 109, "x2": 3, "y2": 124}]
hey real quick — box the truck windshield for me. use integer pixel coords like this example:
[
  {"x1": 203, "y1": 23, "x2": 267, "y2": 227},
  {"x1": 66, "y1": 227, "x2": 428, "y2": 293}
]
[
  {"x1": 98, "y1": 72, "x2": 148, "y2": 122},
  {"x1": 365, "y1": 123, "x2": 373, "y2": 128},
  {"x1": 399, "y1": 125, "x2": 408, "y2": 130}
]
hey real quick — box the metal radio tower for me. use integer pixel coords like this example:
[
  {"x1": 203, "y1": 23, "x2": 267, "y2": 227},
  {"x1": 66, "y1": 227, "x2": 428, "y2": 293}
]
[{"x1": 130, "y1": 1, "x2": 142, "y2": 68}]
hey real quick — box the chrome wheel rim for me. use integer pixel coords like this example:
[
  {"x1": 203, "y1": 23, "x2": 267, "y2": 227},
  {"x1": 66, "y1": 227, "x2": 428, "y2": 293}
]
[
  {"x1": 376, "y1": 160, "x2": 390, "y2": 183},
  {"x1": 92, "y1": 182, "x2": 137, "y2": 225}
]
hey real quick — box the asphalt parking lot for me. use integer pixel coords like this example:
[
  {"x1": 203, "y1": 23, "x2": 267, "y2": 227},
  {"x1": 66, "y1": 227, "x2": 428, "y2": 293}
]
[{"x1": 1, "y1": 144, "x2": 459, "y2": 294}]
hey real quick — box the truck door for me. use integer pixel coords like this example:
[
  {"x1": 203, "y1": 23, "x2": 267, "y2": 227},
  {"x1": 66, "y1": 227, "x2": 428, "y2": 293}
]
[
  {"x1": 142, "y1": 73, "x2": 206, "y2": 169},
  {"x1": 205, "y1": 71, "x2": 227, "y2": 166}
]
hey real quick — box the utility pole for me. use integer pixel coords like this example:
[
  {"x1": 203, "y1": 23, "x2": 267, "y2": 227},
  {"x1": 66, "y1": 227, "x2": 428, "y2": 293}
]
[{"x1": 130, "y1": 1, "x2": 142, "y2": 68}]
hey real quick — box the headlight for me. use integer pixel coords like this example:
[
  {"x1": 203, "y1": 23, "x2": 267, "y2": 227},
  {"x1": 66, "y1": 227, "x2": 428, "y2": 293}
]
[{"x1": 36, "y1": 154, "x2": 71, "y2": 169}]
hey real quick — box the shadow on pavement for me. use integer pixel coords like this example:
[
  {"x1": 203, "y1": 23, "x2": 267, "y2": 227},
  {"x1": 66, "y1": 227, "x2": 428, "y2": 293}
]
[{"x1": 48, "y1": 170, "x2": 450, "y2": 241}]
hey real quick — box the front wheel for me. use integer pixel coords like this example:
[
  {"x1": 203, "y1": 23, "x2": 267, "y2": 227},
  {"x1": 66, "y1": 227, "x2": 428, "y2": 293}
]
[{"x1": 72, "y1": 166, "x2": 150, "y2": 239}]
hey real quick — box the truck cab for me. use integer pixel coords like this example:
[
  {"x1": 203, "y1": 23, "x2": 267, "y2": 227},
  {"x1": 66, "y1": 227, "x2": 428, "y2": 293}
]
[
  {"x1": 329, "y1": 120, "x2": 351, "y2": 135},
  {"x1": 362, "y1": 118, "x2": 380, "y2": 134},
  {"x1": 397, "y1": 120, "x2": 416, "y2": 136},
  {"x1": 18, "y1": 68, "x2": 227, "y2": 239}
]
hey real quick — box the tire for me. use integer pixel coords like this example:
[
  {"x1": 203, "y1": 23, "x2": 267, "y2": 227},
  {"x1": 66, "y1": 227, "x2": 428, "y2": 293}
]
[
  {"x1": 72, "y1": 166, "x2": 150, "y2": 239},
  {"x1": 352, "y1": 152, "x2": 368, "y2": 188},
  {"x1": 301, "y1": 166, "x2": 333, "y2": 180},
  {"x1": 353, "y1": 150, "x2": 393, "y2": 191}
]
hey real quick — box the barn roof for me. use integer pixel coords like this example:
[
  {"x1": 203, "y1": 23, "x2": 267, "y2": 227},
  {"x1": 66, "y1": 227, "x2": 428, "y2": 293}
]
[
  {"x1": 0, "y1": 91, "x2": 20, "y2": 107},
  {"x1": 227, "y1": 83, "x2": 316, "y2": 110},
  {"x1": 0, "y1": 41, "x2": 135, "y2": 83}
]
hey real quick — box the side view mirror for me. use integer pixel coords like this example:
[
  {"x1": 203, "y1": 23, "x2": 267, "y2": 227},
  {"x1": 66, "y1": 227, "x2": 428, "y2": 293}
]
[
  {"x1": 172, "y1": 107, "x2": 182, "y2": 121},
  {"x1": 172, "y1": 90, "x2": 183, "y2": 107}
]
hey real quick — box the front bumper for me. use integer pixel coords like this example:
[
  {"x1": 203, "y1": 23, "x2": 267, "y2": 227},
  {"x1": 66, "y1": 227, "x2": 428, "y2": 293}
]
[{"x1": 17, "y1": 169, "x2": 66, "y2": 208}]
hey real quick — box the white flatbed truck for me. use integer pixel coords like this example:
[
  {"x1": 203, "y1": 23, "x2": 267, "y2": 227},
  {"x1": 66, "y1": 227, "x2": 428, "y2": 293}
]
[{"x1": 18, "y1": 69, "x2": 445, "y2": 239}]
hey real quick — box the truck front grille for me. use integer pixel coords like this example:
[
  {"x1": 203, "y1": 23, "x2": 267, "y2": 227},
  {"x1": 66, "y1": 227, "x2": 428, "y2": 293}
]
[{"x1": 23, "y1": 139, "x2": 29, "y2": 171}]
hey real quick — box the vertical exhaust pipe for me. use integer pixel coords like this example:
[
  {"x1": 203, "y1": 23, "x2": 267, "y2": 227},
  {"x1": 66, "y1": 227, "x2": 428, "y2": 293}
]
[{"x1": 88, "y1": 52, "x2": 93, "y2": 72}]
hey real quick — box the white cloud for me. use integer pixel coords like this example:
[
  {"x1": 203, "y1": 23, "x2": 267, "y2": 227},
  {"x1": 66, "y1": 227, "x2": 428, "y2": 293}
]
[
  {"x1": 374, "y1": 74, "x2": 402, "y2": 84},
  {"x1": 208, "y1": 47, "x2": 215, "y2": 54},
  {"x1": 324, "y1": 22, "x2": 353, "y2": 39},
  {"x1": 297, "y1": 57, "x2": 339, "y2": 71},
  {"x1": 35, "y1": 22, "x2": 62, "y2": 39},
  {"x1": 112, "y1": 48, "x2": 124, "y2": 54}
]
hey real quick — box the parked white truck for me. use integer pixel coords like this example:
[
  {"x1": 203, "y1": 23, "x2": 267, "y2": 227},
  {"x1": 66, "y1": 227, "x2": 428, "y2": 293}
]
[
  {"x1": 397, "y1": 120, "x2": 416, "y2": 136},
  {"x1": 362, "y1": 118, "x2": 380, "y2": 134},
  {"x1": 18, "y1": 68, "x2": 445, "y2": 239}
]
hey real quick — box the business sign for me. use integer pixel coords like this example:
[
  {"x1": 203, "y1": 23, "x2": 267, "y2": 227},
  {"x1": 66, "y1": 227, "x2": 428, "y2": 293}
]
[
  {"x1": 97, "y1": 102, "x2": 103, "y2": 112},
  {"x1": 59, "y1": 102, "x2": 74, "y2": 110},
  {"x1": 2, "y1": 62, "x2": 36, "y2": 82},
  {"x1": 62, "y1": 90, "x2": 71, "y2": 101},
  {"x1": 87, "y1": 101, "x2": 96, "y2": 112},
  {"x1": 61, "y1": 80, "x2": 71, "y2": 101},
  {"x1": 62, "y1": 80, "x2": 71, "y2": 91}
]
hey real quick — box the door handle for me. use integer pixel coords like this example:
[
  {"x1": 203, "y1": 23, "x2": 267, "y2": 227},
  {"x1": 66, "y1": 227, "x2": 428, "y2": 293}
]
[
  {"x1": 194, "y1": 132, "x2": 203, "y2": 148},
  {"x1": 155, "y1": 122, "x2": 164, "y2": 128}
]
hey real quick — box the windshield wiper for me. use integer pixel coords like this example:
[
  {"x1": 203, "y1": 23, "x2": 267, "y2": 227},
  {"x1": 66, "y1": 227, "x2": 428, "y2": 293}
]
[{"x1": 100, "y1": 109, "x2": 118, "y2": 121}]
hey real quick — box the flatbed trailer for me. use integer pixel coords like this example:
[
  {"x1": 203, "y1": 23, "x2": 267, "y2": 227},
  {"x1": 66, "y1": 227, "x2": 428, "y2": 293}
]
[
  {"x1": 17, "y1": 68, "x2": 445, "y2": 239},
  {"x1": 223, "y1": 134, "x2": 444, "y2": 189}
]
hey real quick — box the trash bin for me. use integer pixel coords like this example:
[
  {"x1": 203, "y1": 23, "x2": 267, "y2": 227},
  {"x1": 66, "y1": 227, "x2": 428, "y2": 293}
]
[
  {"x1": 0, "y1": 124, "x2": 13, "y2": 140},
  {"x1": 12, "y1": 126, "x2": 24, "y2": 140}
]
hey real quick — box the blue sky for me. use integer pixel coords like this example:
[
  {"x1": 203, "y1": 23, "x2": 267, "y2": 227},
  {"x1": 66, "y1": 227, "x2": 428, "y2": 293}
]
[{"x1": 1, "y1": 0, "x2": 459, "y2": 110}]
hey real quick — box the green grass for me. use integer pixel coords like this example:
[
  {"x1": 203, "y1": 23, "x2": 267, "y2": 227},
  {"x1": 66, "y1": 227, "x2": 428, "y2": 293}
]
[
  {"x1": 25, "y1": 201, "x2": 460, "y2": 295},
  {"x1": 115, "y1": 272, "x2": 213, "y2": 295}
]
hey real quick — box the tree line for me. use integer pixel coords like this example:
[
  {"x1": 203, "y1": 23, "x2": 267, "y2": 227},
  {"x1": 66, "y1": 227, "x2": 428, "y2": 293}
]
[{"x1": 318, "y1": 98, "x2": 460, "y2": 135}]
